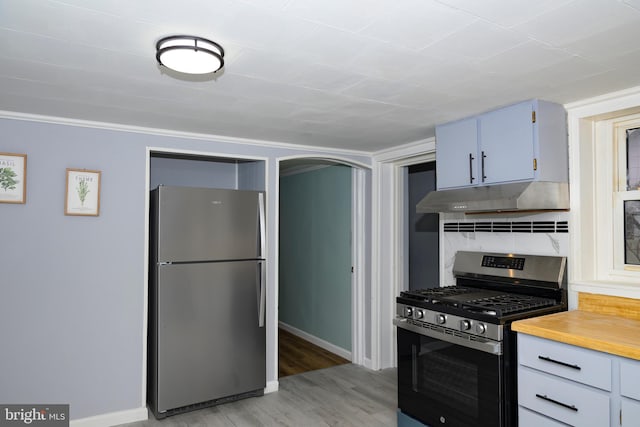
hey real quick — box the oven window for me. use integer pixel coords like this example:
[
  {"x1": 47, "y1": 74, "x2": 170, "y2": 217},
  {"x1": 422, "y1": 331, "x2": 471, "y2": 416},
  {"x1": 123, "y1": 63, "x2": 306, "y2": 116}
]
[
  {"x1": 398, "y1": 328, "x2": 503, "y2": 427},
  {"x1": 420, "y1": 344, "x2": 480, "y2": 418}
]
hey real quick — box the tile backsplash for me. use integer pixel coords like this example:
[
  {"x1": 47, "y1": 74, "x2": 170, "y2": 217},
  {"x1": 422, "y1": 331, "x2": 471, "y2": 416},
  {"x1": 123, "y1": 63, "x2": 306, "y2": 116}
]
[{"x1": 441, "y1": 211, "x2": 569, "y2": 286}]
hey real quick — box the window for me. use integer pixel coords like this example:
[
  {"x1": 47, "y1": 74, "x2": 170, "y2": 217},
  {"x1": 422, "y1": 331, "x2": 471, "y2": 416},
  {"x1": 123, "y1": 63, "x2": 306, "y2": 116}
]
[
  {"x1": 575, "y1": 110, "x2": 640, "y2": 284},
  {"x1": 567, "y1": 90, "x2": 640, "y2": 296},
  {"x1": 616, "y1": 123, "x2": 640, "y2": 267}
]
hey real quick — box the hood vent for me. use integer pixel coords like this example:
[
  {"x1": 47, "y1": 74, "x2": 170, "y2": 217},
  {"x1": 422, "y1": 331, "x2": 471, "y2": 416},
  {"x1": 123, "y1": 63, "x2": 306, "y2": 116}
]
[{"x1": 416, "y1": 181, "x2": 569, "y2": 213}]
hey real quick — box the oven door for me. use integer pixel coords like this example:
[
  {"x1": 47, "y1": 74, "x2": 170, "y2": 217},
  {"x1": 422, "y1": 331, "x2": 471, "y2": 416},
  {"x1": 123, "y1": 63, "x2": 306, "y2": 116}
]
[{"x1": 397, "y1": 326, "x2": 505, "y2": 427}]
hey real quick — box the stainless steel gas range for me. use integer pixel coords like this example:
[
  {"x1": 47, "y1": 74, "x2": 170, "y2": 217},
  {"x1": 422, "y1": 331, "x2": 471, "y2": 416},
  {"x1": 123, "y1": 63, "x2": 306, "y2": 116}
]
[{"x1": 395, "y1": 251, "x2": 567, "y2": 427}]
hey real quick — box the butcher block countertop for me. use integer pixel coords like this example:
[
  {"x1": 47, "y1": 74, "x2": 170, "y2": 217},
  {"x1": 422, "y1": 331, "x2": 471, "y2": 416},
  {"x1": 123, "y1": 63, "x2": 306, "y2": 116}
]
[{"x1": 512, "y1": 293, "x2": 640, "y2": 360}]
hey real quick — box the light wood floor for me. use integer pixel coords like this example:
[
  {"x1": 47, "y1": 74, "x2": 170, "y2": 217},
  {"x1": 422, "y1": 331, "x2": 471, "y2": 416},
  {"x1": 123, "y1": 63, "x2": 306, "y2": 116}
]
[
  {"x1": 118, "y1": 364, "x2": 397, "y2": 427},
  {"x1": 278, "y1": 328, "x2": 350, "y2": 378}
]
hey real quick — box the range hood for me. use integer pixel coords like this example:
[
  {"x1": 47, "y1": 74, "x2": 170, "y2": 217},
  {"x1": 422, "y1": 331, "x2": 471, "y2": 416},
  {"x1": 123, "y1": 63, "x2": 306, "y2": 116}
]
[{"x1": 416, "y1": 181, "x2": 569, "y2": 213}]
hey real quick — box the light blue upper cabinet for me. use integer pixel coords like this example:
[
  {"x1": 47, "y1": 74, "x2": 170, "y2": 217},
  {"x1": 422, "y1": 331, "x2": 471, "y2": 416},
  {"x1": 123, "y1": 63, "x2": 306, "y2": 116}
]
[
  {"x1": 479, "y1": 101, "x2": 535, "y2": 184},
  {"x1": 435, "y1": 117, "x2": 478, "y2": 189},
  {"x1": 435, "y1": 100, "x2": 568, "y2": 190}
]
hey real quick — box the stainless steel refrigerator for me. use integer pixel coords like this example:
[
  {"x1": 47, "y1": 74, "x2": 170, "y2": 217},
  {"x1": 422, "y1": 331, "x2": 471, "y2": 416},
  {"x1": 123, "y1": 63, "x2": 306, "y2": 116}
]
[{"x1": 148, "y1": 185, "x2": 266, "y2": 418}]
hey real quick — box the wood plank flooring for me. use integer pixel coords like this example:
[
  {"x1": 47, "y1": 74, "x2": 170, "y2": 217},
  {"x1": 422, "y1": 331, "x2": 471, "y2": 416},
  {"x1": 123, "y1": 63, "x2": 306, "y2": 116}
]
[
  {"x1": 278, "y1": 328, "x2": 350, "y2": 378},
  {"x1": 117, "y1": 364, "x2": 397, "y2": 427}
]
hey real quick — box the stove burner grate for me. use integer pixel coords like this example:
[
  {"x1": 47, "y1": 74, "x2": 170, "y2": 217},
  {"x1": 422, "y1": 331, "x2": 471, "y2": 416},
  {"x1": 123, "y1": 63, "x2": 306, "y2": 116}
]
[
  {"x1": 461, "y1": 294, "x2": 557, "y2": 316},
  {"x1": 400, "y1": 286, "x2": 559, "y2": 317}
]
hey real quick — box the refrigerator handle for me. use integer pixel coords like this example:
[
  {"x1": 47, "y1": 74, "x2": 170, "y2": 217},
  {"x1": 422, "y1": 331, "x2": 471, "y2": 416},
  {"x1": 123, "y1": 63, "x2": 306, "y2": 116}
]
[
  {"x1": 258, "y1": 192, "x2": 266, "y2": 259},
  {"x1": 258, "y1": 260, "x2": 266, "y2": 328}
]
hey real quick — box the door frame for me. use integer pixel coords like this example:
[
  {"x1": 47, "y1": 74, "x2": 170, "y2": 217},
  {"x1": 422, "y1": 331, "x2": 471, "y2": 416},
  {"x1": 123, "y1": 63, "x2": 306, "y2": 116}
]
[{"x1": 372, "y1": 140, "x2": 436, "y2": 369}]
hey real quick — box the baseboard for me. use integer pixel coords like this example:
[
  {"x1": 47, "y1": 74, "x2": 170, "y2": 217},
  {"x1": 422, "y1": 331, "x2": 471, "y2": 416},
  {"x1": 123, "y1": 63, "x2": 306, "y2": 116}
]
[
  {"x1": 265, "y1": 380, "x2": 279, "y2": 394},
  {"x1": 70, "y1": 406, "x2": 148, "y2": 427},
  {"x1": 363, "y1": 357, "x2": 374, "y2": 370},
  {"x1": 278, "y1": 321, "x2": 352, "y2": 361}
]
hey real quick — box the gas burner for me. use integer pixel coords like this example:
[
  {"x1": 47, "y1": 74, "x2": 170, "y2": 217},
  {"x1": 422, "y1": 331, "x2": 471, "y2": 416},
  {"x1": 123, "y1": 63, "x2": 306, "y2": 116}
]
[
  {"x1": 400, "y1": 286, "x2": 477, "y2": 303},
  {"x1": 461, "y1": 294, "x2": 557, "y2": 317}
]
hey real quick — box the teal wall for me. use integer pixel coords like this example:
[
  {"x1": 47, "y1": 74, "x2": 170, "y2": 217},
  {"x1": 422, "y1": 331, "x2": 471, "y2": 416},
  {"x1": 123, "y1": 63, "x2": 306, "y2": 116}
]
[{"x1": 279, "y1": 165, "x2": 352, "y2": 351}]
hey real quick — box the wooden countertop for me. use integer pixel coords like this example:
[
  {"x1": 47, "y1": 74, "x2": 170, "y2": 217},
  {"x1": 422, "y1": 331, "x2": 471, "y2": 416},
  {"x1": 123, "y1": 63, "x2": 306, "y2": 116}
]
[{"x1": 512, "y1": 293, "x2": 640, "y2": 360}]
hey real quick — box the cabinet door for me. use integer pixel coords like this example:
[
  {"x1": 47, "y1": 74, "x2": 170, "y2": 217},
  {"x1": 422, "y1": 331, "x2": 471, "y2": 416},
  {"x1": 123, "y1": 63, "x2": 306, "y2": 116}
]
[
  {"x1": 479, "y1": 101, "x2": 535, "y2": 184},
  {"x1": 436, "y1": 117, "x2": 478, "y2": 189},
  {"x1": 621, "y1": 398, "x2": 640, "y2": 427},
  {"x1": 621, "y1": 359, "x2": 640, "y2": 400}
]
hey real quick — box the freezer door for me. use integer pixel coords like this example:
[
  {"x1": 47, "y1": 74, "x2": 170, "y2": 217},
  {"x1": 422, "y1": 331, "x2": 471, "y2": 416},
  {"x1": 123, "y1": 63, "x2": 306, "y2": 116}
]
[
  {"x1": 154, "y1": 261, "x2": 266, "y2": 413},
  {"x1": 155, "y1": 186, "x2": 264, "y2": 262}
]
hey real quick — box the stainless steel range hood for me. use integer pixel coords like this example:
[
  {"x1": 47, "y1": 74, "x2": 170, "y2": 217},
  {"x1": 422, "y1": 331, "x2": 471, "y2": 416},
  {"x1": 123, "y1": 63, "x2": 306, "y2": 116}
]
[{"x1": 416, "y1": 181, "x2": 569, "y2": 213}]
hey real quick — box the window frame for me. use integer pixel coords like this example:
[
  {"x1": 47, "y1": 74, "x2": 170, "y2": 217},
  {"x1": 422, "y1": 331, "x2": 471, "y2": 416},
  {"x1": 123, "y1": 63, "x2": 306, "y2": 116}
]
[{"x1": 568, "y1": 95, "x2": 640, "y2": 291}]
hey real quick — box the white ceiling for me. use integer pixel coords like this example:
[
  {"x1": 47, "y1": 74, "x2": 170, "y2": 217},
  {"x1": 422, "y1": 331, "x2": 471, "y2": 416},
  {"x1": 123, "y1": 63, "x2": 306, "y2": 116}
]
[{"x1": 2, "y1": 0, "x2": 640, "y2": 152}]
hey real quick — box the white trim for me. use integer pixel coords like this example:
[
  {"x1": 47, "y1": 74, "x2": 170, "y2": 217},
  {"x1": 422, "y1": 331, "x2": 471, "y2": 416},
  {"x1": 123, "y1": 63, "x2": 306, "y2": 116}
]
[
  {"x1": 373, "y1": 137, "x2": 436, "y2": 161},
  {"x1": 70, "y1": 407, "x2": 147, "y2": 427},
  {"x1": 363, "y1": 357, "x2": 375, "y2": 370},
  {"x1": 264, "y1": 380, "x2": 279, "y2": 394},
  {"x1": 141, "y1": 151, "x2": 151, "y2": 409},
  {"x1": 370, "y1": 162, "x2": 382, "y2": 370},
  {"x1": 278, "y1": 322, "x2": 352, "y2": 361},
  {"x1": 276, "y1": 153, "x2": 371, "y2": 170},
  {"x1": 0, "y1": 110, "x2": 372, "y2": 157},
  {"x1": 564, "y1": 85, "x2": 640, "y2": 115},
  {"x1": 371, "y1": 142, "x2": 437, "y2": 369},
  {"x1": 351, "y1": 167, "x2": 366, "y2": 366}
]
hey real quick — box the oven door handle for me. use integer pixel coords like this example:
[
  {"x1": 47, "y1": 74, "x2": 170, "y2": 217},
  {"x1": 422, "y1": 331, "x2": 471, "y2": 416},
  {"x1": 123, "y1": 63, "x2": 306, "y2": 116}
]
[{"x1": 394, "y1": 318, "x2": 502, "y2": 355}]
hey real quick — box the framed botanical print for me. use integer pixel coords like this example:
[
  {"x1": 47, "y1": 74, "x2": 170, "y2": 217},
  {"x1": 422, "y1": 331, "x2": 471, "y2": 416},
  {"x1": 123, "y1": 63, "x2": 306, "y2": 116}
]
[
  {"x1": 0, "y1": 152, "x2": 27, "y2": 204},
  {"x1": 65, "y1": 168, "x2": 101, "y2": 216}
]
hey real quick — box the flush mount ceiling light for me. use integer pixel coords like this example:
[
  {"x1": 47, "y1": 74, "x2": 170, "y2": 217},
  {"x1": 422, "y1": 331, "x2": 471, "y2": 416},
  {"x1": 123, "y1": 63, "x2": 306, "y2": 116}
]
[{"x1": 156, "y1": 35, "x2": 225, "y2": 74}]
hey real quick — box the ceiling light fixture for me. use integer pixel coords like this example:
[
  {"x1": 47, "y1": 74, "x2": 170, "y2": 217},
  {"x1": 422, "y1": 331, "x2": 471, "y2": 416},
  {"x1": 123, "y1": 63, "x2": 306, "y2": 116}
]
[{"x1": 156, "y1": 35, "x2": 225, "y2": 74}]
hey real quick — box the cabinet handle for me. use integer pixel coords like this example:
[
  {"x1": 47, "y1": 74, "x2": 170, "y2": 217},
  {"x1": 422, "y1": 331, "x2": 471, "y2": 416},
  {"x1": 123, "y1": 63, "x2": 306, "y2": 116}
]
[
  {"x1": 481, "y1": 151, "x2": 487, "y2": 182},
  {"x1": 535, "y1": 394, "x2": 578, "y2": 412},
  {"x1": 538, "y1": 355, "x2": 581, "y2": 370},
  {"x1": 468, "y1": 153, "x2": 475, "y2": 183}
]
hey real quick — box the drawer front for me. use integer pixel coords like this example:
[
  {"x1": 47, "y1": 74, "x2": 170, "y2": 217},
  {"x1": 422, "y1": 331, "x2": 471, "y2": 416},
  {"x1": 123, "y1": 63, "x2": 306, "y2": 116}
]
[
  {"x1": 518, "y1": 334, "x2": 612, "y2": 391},
  {"x1": 519, "y1": 406, "x2": 571, "y2": 427},
  {"x1": 621, "y1": 359, "x2": 640, "y2": 400},
  {"x1": 621, "y1": 398, "x2": 640, "y2": 427},
  {"x1": 518, "y1": 367, "x2": 610, "y2": 427}
]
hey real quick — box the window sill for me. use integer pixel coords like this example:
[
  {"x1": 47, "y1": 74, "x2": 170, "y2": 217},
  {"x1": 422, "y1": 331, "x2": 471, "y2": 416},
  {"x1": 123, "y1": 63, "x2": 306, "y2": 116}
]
[{"x1": 569, "y1": 280, "x2": 640, "y2": 301}]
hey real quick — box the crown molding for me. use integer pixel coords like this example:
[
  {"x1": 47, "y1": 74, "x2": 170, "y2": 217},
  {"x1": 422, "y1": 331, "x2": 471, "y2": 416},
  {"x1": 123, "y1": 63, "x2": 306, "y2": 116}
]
[{"x1": 0, "y1": 109, "x2": 374, "y2": 157}]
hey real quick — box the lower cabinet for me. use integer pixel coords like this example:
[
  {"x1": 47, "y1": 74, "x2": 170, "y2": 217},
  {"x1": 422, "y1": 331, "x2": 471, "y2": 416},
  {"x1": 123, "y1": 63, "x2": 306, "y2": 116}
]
[{"x1": 517, "y1": 333, "x2": 640, "y2": 427}]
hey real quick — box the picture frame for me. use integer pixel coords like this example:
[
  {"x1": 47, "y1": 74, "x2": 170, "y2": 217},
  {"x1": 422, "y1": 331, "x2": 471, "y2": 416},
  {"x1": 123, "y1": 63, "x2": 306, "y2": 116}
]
[
  {"x1": 0, "y1": 152, "x2": 27, "y2": 204},
  {"x1": 65, "y1": 168, "x2": 101, "y2": 216}
]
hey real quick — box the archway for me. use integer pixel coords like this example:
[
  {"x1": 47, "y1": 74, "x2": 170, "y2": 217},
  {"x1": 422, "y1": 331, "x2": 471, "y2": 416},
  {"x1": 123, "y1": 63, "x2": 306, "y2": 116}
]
[{"x1": 275, "y1": 156, "x2": 370, "y2": 377}]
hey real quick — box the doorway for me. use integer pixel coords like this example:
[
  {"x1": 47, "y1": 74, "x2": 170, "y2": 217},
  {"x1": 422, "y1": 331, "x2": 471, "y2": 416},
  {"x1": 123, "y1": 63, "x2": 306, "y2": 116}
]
[
  {"x1": 407, "y1": 162, "x2": 439, "y2": 290},
  {"x1": 278, "y1": 160, "x2": 353, "y2": 377}
]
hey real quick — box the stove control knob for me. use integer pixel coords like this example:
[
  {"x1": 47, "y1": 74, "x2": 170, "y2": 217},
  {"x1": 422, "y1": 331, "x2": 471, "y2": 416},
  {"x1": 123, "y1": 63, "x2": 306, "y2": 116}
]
[
  {"x1": 436, "y1": 314, "x2": 446, "y2": 325},
  {"x1": 404, "y1": 307, "x2": 413, "y2": 318},
  {"x1": 415, "y1": 309, "x2": 424, "y2": 319},
  {"x1": 460, "y1": 320, "x2": 471, "y2": 331},
  {"x1": 476, "y1": 323, "x2": 486, "y2": 334}
]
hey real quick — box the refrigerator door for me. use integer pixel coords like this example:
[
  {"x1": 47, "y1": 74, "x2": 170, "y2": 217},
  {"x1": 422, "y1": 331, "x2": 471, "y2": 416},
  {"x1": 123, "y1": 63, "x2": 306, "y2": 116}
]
[
  {"x1": 155, "y1": 186, "x2": 264, "y2": 263},
  {"x1": 154, "y1": 260, "x2": 266, "y2": 413}
]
